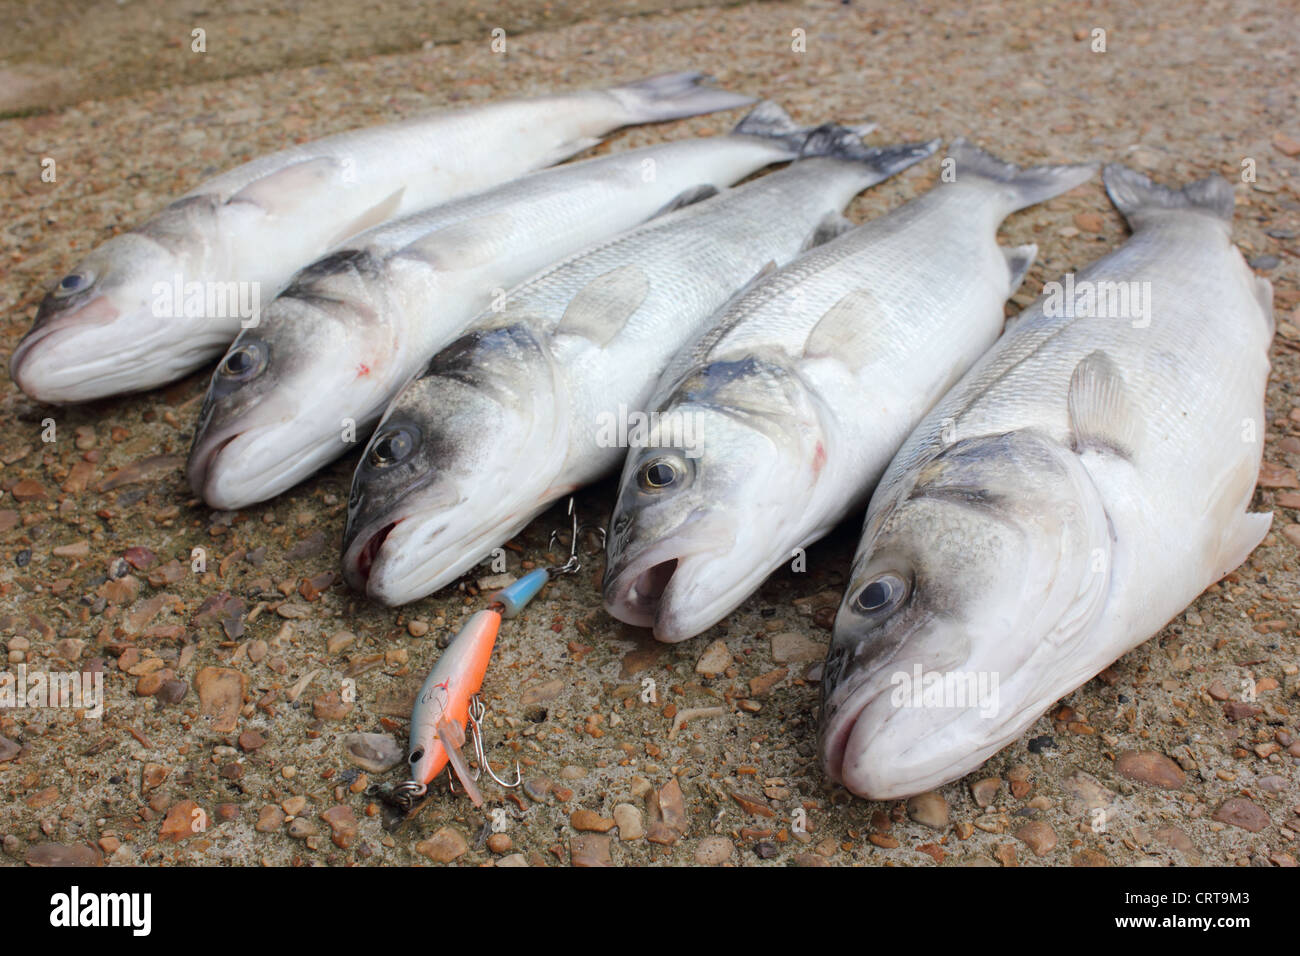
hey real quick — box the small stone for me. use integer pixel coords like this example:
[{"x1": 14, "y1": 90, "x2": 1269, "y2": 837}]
[
  {"x1": 313, "y1": 690, "x2": 354, "y2": 721},
  {"x1": 519, "y1": 679, "x2": 563, "y2": 706},
  {"x1": 238, "y1": 729, "x2": 266, "y2": 752},
  {"x1": 193, "y1": 666, "x2": 247, "y2": 733},
  {"x1": 0, "y1": 736, "x2": 20, "y2": 762},
  {"x1": 26, "y1": 844, "x2": 102, "y2": 867},
  {"x1": 155, "y1": 679, "x2": 188, "y2": 704},
  {"x1": 215, "y1": 803, "x2": 240, "y2": 823},
  {"x1": 496, "y1": 853, "x2": 527, "y2": 867},
  {"x1": 1014, "y1": 821, "x2": 1057, "y2": 856},
  {"x1": 994, "y1": 843, "x2": 1019, "y2": 867},
  {"x1": 523, "y1": 777, "x2": 553, "y2": 803},
  {"x1": 1074, "y1": 211, "x2": 1105, "y2": 233},
  {"x1": 327, "y1": 631, "x2": 356, "y2": 655},
  {"x1": 159, "y1": 800, "x2": 202, "y2": 843},
  {"x1": 694, "y1": 836, "x2": 734, "y2": 865},
  {"x1": 321, "y1": 806, "x2": 359, "y2": 848},
  {"x1": 1211, "y1": 797, "x2": 1270, "y2": 832},
  {"x1": 417, "y1": 827, "x2": 468, "y2": 862},
  {"x1": 971, "y1": 777, "x2": 1001, "y2": 807},
  {"x1": 1153, "y1": 826, "x2": 1194, "y2": 852},
  {"x1": 770, "y1": 631, "x2": 826, "y2": 664},
  {"x1": 287, "y1": 817, "x2": 318, "y2": 839},
  {"x1": 486, "y1": 833, "x2": 512, "y2": 854},
  {"x1": 614, "y1": 803, "x2": 645, "y2": 840},
  {"x1": 281, "y1": 795, "x2": 308, "y2": 816},
  {"x1": 906, "y1": 791, "x2": 949, "y2": 828},
  {"x1": 695, "y1": 639, "x2": 731, "y2": 678},
  {"x1": 571, "y1": 809, "x2": 615, "y2": 832},
  {"x1": 1115, "y1": 750, "x2": 1185, "y2": 789},
  {"x1": 748, "y1": 668, "x2": 787, "y2": 697},
  {"x1": 570, "y1": 833, "x2": 612, "y2": 867},
  {"x1": 342, "y1": 732, "x2": 404, "y2": 773},
  {"x1": 255, "y1": 806, "x2": 285, "y2": 832}
]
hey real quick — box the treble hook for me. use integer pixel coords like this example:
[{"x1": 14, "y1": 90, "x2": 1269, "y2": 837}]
[
  {"x1": 546, "y1": 498, "x2": 606, "y2": 577},
  {"x1": 467, "y1": 694, "x2": 521, "y2": 788}
]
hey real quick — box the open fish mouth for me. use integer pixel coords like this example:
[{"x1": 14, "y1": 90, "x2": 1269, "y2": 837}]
[{"x1": 350, "y1": 520, "x2": 399, "y2": 588}]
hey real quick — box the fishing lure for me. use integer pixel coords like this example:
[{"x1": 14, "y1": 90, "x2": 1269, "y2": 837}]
[{"x1": 386, "y1": 500, "x2": 604, "y2": 811}]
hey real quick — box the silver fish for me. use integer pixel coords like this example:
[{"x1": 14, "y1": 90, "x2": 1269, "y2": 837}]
[
  {"x1": 9, "y1": 73, "x2": 753, "y2": 403},
  {"x1": 340, "y1": 121, "x2": 938, "y2": 605},
  {"x1": 186, "y1": 103, "x2": 875, "y2": 511},
  {"x1": 603, "y1": 140, "x2": 1096, "y2": 642},
  {"x1": 820, "y1": 166, "x2": 1274, "y2": 800}
]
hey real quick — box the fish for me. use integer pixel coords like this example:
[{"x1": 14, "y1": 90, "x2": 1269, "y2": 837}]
[
  {"x1": 187, "y1": 103, "x2": 881, "y2": 512},
  {"x1": 340, "y1": 117, "x2": 939, "y2": 604},
  {"x1": 9, "y1": 72, "x2": 754, "y2": 403},
  {"x1": 819, "y1": 165, "x2": 1274, "y2": 800},
  {"x1": 602, "y1": 140, "x2": 1097, "y2": 642}
]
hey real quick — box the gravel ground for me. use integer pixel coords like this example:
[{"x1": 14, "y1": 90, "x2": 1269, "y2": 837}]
[{"x1": 0, "y1": 0, "x2": 1297, "y2": 868}]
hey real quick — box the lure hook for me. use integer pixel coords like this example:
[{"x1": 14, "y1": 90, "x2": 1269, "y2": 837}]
[
  {"x1": 467, "y1": 694, "x2": 521, "y2": 788},
  {"x1": 547, "y1": 498, "x2": 606, "y2": 577}
]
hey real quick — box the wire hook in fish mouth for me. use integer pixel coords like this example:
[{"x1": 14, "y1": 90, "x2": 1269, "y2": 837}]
[
  {"x1": 467, "y1": 693, "x2": 521, "y2": 789},
  {"x1": 547, "y1": 497, "x2": 607, "y2": 577}
]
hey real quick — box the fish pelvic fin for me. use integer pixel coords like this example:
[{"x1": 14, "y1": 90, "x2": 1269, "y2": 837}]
[
  {"x1": 1103, "y1": 164, "x2": 1235, "y2": 228},
  {"x1": 606, "y1": 72, "x2": 756, "y2": 125},
  {"x1": 949, "y1": 137, "x2": 1097, "y2": 214}
]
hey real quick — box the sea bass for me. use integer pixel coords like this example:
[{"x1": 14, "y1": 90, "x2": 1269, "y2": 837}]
[
  {"x1": 820, "y1": 166, "x2": 1274, "y2": 800},
  {"x1": 187, "y1": 103, "x2": 879, "y2": 511},
  {"x1": 341, "y1": 124, "x2": 939, "y2": 605},
  {"x1": 603, "y1": 140, "x2": 1096, "y2": 642},
  {"x1": 9, "y1": 73, "x2": 753, "y2": 403}
]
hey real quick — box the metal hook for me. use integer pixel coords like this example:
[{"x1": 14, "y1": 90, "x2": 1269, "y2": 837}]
[
  {"x1": 468, "y1": 694, "x2": 521, "y2": 788},
  {"x1": 547, "y1": 498, "x2": 605, "y2": 576}
]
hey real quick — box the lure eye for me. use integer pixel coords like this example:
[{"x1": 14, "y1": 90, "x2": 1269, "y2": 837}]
[
  {"x1": 409, "y1": 748, "x2": 424, "y2": 765},
  {"x1": 369, "y1": 426, "x2": 417, "y2": 468},
  {"x1": 219, "y1": 342, "x2": 266, "y2": 381},
  {"x1": 851, "y1": 572, "x2": 909, "y2": 616},
  {"x1": 638, "y1": 457, "x2": 680, "y2": 491},
  {"x1": 53, "y1": 271, "x2": 94, "y2": 298}
]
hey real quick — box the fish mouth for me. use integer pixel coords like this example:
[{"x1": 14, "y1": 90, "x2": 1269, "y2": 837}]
[
  {"x1": 8, "y1": 295, "x2": 122, "y2": 402},
  {"x1": 347, "y1": 520, "x2": 399, "y2": 590}
]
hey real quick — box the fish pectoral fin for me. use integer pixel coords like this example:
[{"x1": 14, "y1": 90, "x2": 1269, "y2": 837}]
[
  {"x1": 1067, "y1": 351, "x2": 1139, "y2": 459},
  {"x1": 650, "y1": 184, "x2": 721, "y2": 219},
  {"x1": 803, "y1": 286, "x2": 882, "y2": 369},
  {"x1": 1002, "y1": 243, "x2": 1037, "y2": 294},
  {"x1": 1253, "y1": 274, "x2": 1275, "y2": 337},
  {"x1": 538, "y1": 135, "x2": 603, "y2": 167},
  {"x1": 1213, "y1": 511, "x2": 1272, "y2": 580},
  {"x1": 227, "y1": 157, "x2": 341, "y2": 214},
  {"x1": 436, "y1": 718, "x2": 484, "y2": 807},
  {"x1": 554, "y1": 264, "x2": 651, "y2": 346},
  {"x1": 402, "y1": 212, "x2": 514, "y2": 272},
  {"x1": 326, "y1": 187, "x2": 406, "y2": 248},
  {"x1": 800, "y1": 212, "x2": 855, "y2": 252}
]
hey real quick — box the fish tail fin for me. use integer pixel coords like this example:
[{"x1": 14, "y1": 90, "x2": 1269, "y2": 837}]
[
  {"x1": 1103, "y1": 164, "x2": 1235, "y2": 228},
  {"x1": 606, "y1": 72, "x2": 756, "y2": 124},
  {"x1": 949, "y1": 137, "x2": 1097, "y2": 213},
  {"x1": 734, "y1": 101, "x2": 939, "y2": 176}
]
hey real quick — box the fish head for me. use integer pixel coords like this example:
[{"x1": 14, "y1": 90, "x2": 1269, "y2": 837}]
[
  {"x1": 603, "y1": 356, "x2": 825, "y2": 642},
  {"x1": 9, "y1": 232, "x2": 190, "y2": 402},
  {"x1": 819, "y1": 429, "x2": 1112, "y2": 799},
  {"x1": 187, "y1": 252, "x2": 403, "y2": 509},
  {"x1": 342, "y1": 324, "x2": 563, "y2": 605}
]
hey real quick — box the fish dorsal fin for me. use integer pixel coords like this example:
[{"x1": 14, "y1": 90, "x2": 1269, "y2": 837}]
[
  {"x1": 228, "y1": 157, "x2": 340, "y2": 214},
  {"x1": 1067, "y1": 351, "x2": 1138, "y2": 458},
  {"x1": 1003, "y1": 243, "x2": 1037, "y2": 294},
  {"x1": 651, "y1": 184, "x2": 720, "y2": 219},
  {"x1": 554, "y1": 264, "x2": 651, "y2": 346},
  {"x1": 401, "y1": 212, "x2": 514, "y2": 272},
  {"x1": 803, "y1": 287, "x2": 883, "y2": 369},
  {"x1": 800, "y1": 212, "x2": 855, "y2": 253},
  {"x1": 436, "y1": 718, "x2": 484, "y2": 807},
  {"x1": 326, "y1": 187, "x2": 406, "y2": 248}
]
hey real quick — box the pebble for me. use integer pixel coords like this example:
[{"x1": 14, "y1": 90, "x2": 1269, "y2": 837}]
[
  {"x1": 570, "y1": 833, "x2": 612, "y2": 867},
  {"x1": 695, "y1": 639, "x2": 731, "y2": 678},
  {"x1": 1073, "y1": 211, "x2": 1105, "y2": 233},
  {"x1": 155, "y1": 679, "x2": 188, "y2": 704},
  {"x1": 519, "y1": 679, "x2": 563, "y2": 706},
  {"x1": 695, "y1": 836, "x2": 734, "y2": 865},
  {"x1": 282, "y1": 795, "x2": 308, "y2": 816},
  {"x1": 1014, "y1": 821, "x2": 1057, "y2": 856},
  {"x1": 496, "y1": 853, "x2": 527, "y2": 867},
  {"x1": 238, "y1": 729, "x2": 267, "y2": 752},
  {"x1": 970, "y1": 777, "x2": 1001, "y2": 807},
  {"x1": 159, "y1": 800, "x2": 201, "y2": 842},
  {"x1": 614, "y1": 803, "x2": 645, "y2": 840},
  {"x1": 0, "y1": 736, "x2": 20, "y2": 762},
  {"x1": 486, "y1": 833, "x2": 511, "y2": 854},
  {"x1": 287, "y1": 817, "x2": 318, "y2": 839},
  {"x1": 193, "y1": 666, "x2": 247, "y2": 733},
  {"x1": 326, "y1": 631, "x2": 356, "y2": 655},
  {"x1": 26, "y1": 844, "x2": 101, "y2": 867},
  {"x1": 255, "y1": 806, "x2": 285, "y2": 832},
  {"x1": 342, "y1": 732, "x2": 404, "y2": 773},
  {"x1": 1212, "y1": 797, "x2": 1270, "y2": 832},
  {"x1": 417, "y1": 827, "x2": 467, "y2": 862},
  {"x1": 321, "y1": 806, "x2": 359, "y2": 848},
  {"x1": 1062, "y1": 771, "x2": 1115, "y2": 809},
  {"x1": 1115, "y1": 750, "x2": 1185, "y2": 789},
  {"x1": 770, "y1": 631, "x2": 826, "y2": 663},
  {"x1": 906, "y1": 791, "x2": 950, "y2": 828},
  {"x1": 1153, "y1": 826, "x2": 1194, "y2": 852},
  {"x1": 571, "y1": 809, "x2": 615, "y2": 832},
  {"x1": 313, "y1": 690, "x2": 354, "y2": 721}
]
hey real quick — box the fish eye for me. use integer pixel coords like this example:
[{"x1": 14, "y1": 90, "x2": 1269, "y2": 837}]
[
  {"x1": 219, "y1": 342, "x2": 266, "y2": 381},
  {"x1": 851, "y1": 571, "x2": 909, "y2": 616},
  {"x1": 638, "y1": 457, "x2": 680, "y2": 491},
  {"x1": 369, "y1": 425, "x2": 418, "y2": 468},
  {"x1": 53, "y1": 271, "x2": 95, "y2": 298}
]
